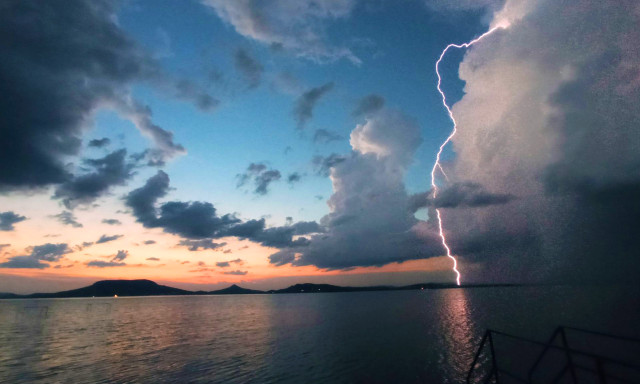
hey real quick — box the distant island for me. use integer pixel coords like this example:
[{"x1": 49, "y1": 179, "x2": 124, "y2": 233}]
[{"x1": 0, "y1": 279, "x2": 520, "y2": 299}]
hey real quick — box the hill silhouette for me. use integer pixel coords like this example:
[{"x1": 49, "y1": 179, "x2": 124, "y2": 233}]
[{"x1": 0, "y1": 279, "x2": 520, "y2": 299}]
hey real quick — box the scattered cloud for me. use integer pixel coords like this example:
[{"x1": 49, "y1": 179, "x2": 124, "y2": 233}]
[
  {"x1": 293, "y1": 82, "x2": 334, "y2": 129},
  {"x1": 53, "y1": 149, "x2": 135, "y2": 209},
  {"x1": 96, "y1": 234, "x2": 124, "y2": 244},
  {"x1": 143, "y1": 240, "x2": 156, "y2": 245},
  {"x1": 0, "y1": 211, "x2": 27, "y2": 231},
  {"x1": 237, "y1": 163, "x2": 281, "y2": 195},
  {"x1": 312, "y1": 153, "x2": 347, "y2": 177},
  {"x1": 203, "y1": 0, "x2": 360, "y2": 64},
  {"x1": 87, "y1": 249, "x2": 128, "y2": 267},
  {"x1": 216, "y1": 258, "x2": 244, "y2": 268},
  {"x1": 222, "y1": 270, "x2": 247, "y2": 276},
  {"x1": 52, "y1": 211, "x2": 83, "y2": 228},
  {"x1": 352, "y1": 94, "x2": 385, "y2": 117},
  {"x1": 287, "y1": 172, "x2": 303, "y2": 185},
  {"x1": 234, "y1": 48, "x2": 263, "y2": 89},
  {"x1": 178, "y1": 239, "x2": 227, "y2": 251},
  {"x1": 146, "y1": 257, "x2": 160, "y2": 261},
  {"x1": 102, "y1": 218, "x2": 122, "y2": 225},
  {"x1": 313, "y1": 129, "x2": 343, "y2": 144},
  {"x1": 88, "y1": 138, "x2": 111, "y2": 148}
]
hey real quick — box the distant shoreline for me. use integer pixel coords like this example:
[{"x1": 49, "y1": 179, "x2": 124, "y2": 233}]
[{"x1": 0, "y1": 279, "x2": 526, "y2": 300}]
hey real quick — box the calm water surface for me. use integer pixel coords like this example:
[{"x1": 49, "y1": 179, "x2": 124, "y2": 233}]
[{"x1": 0, "y1": 285, "x2": 638, "y2": 383}]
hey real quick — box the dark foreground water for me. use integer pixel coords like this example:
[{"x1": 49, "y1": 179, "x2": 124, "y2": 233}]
[{"x1": 0, "y1": 285, "x2": 638, "y2": 383}]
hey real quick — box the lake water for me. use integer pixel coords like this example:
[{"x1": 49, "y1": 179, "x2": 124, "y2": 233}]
[{"x1": 0, "y1": 285, "x2": 638, "y2": 383}]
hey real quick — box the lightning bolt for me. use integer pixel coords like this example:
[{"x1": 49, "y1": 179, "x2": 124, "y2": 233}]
[{"x1": 431, "y1": 25, "x2": 506, "y2": 286}]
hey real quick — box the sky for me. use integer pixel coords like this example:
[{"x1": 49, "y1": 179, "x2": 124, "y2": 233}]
[{"x1": 1, "y1": 0, "x2": 639, "y2": 294}]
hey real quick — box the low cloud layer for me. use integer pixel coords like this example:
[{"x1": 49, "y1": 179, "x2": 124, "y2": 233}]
[{"x1": 0, "y1": 243, "x2": 72, "y2": 269}]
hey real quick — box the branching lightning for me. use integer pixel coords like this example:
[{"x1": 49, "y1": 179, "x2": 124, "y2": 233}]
[{"x1": 431, "y1": 25, "x2": 506, "y2": 286}]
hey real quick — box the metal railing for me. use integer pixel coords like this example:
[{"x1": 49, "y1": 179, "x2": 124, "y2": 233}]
[{"x1": 467, "y1": 326, "x2": 640, "y2": 384}]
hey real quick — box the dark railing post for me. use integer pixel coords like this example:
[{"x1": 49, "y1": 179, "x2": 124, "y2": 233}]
[
  {"x1": 528, "y1": 327, "x2": 561, "y2": 382},
  {"x1": 467, "y1": 331, "x2": 490, "y2": 384},
  {"x1": 595, "y1": 358, "x2": 608, "y2": 384},
  {"x1": 560, "y1": 327, "x2": 578, "y2": 384},
  {"x1": 489, "y1": 331, "x2": 500, "y2": 384}
]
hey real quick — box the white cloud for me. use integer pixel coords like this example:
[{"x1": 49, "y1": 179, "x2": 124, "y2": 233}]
[{"x1": 203, "y1": 0, "x2": 360, "y2": 64}]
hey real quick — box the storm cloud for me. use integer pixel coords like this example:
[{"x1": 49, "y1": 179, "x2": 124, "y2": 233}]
[
  {"x1": 268, "y1": 108, "x2": 445, "y2": 270},
  {"x1": 430, "y1": 0, "x2": 640, "y2": 283},
  {"x1": 0, "y1": 0, "x2": 213, "y2": 191}
]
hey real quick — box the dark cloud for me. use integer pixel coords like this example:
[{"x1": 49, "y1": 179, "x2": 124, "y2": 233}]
[
  {"x1": 146, "y1": 257, "x2": 160, "y2": 261},
  {"x1": 293, "y1": 82, "x2": 334, "y2": 129},
  {"x1": 0, "y1": 211, "x2": 27, "y2": 231},
  {"x1": 53, "y1": 211, "x2": 83, "y2": 228},
  {"x1": 216, "y1": 258, "x2": 244, "y2": 268},
  {"x1": 408, "y1": 183, "x2": 514, "y2": 212},
  {"x1": 312, "y1": 153, "x2": 348, "y2": 176},
  {"x1": 87, "y1": 249, "x2": 128, "y2": 267},
  {"x1": 53, "y1": 149, "x2": 135, "y2": 209},
  {"x1": 112, "y1": 250, "x2": 128, "y2": 262},
  {"x1": 102, "y1": 218, "x2": 122, "y2": 225},
  {"x1": 87, "y1": 260, "x2": 126, "y2": 268},
  {"x1": 0, "y1": 256, "x2": 49, "y2": 269},
  {"x1": 96, "y1": 234, "x2": 123, "y2": 244},
  {"x1": 433, "y1": 183, "x2": 514, "y2": 208},
  {"x1": 0, "y1": 1, "x2": 212, "y2": 191},
  {"x1": 352, "y1": 94, "x2": 385, "y2": 117},
  {"x1": 126, "y1": 171, "x2": 323, "y2": 247},
  {"x1": 143, "y1": 240, "x2": 156, "y2": 245},
  {"x1": 237, "y1": 163, "x2": 281, "y2": 195},
  {"x1": 126, "y1": 171, "x2": 240, "y2": 239},
  {"x1": 81, "y1": 242, "x2": 94, "y2": 248},
  {"x1": 313, "y1": 129, "x2": 343, "y2": 144},
  {"x1": 222, "y1": 270, "x2": 247, "y2": 276},
  {"x1": 287, "y1": 172, "x2": 302, "y2": 184},
  {"x1": 0, "y1": 242, "x2": 72, "y2": 269},
  {"x1": 88, "y1": 138, "x2": 111, "y2": 148},
  {"x1": 178, "y1": 239, "x2": 227, "y2": 251},
  {"x1": 234, "y1": 48, "x2": 263, "y2": 89}
]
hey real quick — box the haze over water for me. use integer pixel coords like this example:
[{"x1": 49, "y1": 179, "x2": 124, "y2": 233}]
[{"x1": 1, "y1": 285, "x2": 638, "y2": 383}]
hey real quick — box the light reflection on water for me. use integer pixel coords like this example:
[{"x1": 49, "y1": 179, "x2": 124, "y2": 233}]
[{"x1": 0, "y1": 286, "x2": 638, "y2": 383}]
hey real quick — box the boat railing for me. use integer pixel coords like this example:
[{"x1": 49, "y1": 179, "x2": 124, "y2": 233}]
[{"x1": 466, "y1": 326, "x2": 640, "y2": 383}]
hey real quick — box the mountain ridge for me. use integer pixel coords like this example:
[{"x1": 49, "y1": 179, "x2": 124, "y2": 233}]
[{"x1": 0, "y1": 279, "x2": 520, "y2": 299}]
